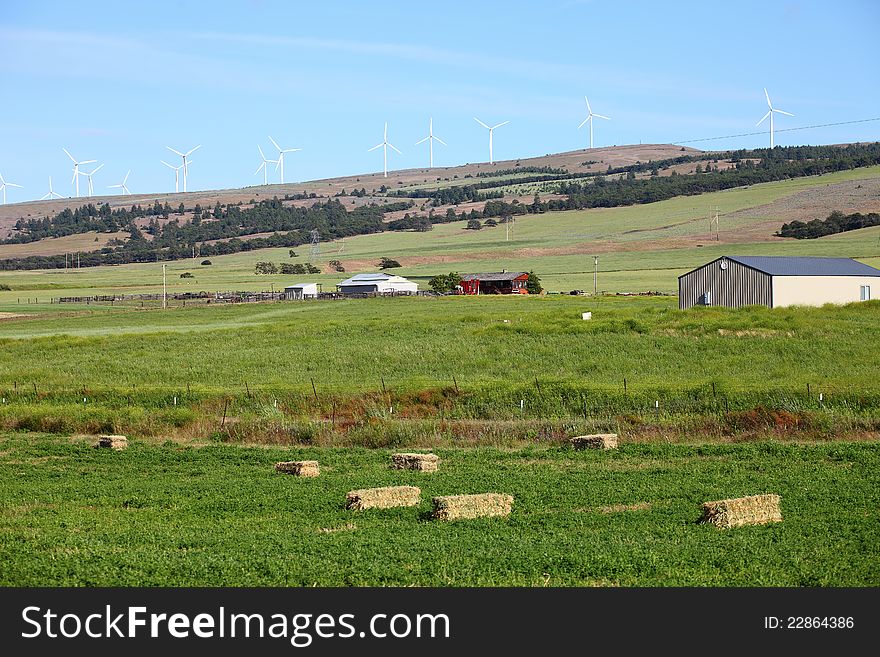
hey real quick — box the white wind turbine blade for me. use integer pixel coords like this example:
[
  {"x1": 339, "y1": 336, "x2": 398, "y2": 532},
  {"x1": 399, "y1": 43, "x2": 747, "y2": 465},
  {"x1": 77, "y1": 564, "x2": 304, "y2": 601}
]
[
  {"x1": 6, "y1": 182, "x2": 22, "y2": 188},
  {"x1": 593, "y1": 113, "x2": 611, "y2": 121},
  {"x1": 88, "y1": 163, "x2": 104, "y2": 175},
  {"x1": 268, "y1": 136, "x2": 282, "y2": 152},
  {"x1": 185, "y1": 145, "x2": 202, "y2": 157},
  {"x1": 161, "y1": 160, "x2": 176, "y2": 169},
  {"x1": 108, "y1": 183, "x2": 122, "y2": 189},
  {"x1": 166, "y1": 146, "x2": 185, "y2": 157},
  {"x1": 434, "y1": 135, "x2": 447, "y2": 146},
  {"x1": 384, "y1": 122, "x2": 388, "y2": 141},
  {"x1": 388, "y1": 143, "x2": 402, "y2": 155},
  {"x1": 255, "y1": 161, "x2": 266, "y2": 175},
  {"x1": 79, "y1": 159, "x2": 96, "y2": 165},
  {"x1": 491, "y1": 121, "x2": 509, "y2": 130},
  {"x1": 258, "y1": 145, "x2": 267, "y2": 161},
  {"x1": 282, "y1": 148, "x2": 302, "y2": 154},
  {"x1": 756, "y1": 110, "x2": 772, "y2": 126},
  {"x1": 473, "y1": 117, "x2": 490, "y2": 130},
  {"x1": 123, "y1": 170, "x2": 130, "y2": 184},
  {"x1": 415, "y1": 136, "x2": 430, "y2": 145},
  {"x1": 368, "y1": 143, "x2": 384, "y2": 152},
  {"x1": 764, "y1": 88, "x2": 772, "y2": 109},
  {"x1": 774, "y1": 109, "x2": 794, "y2": 117},
  {"x1": 577, "y1": 116, "x2": 590, "y2": 129},
  {"x1": 585, "y1": 96, "x2": 593, "y2": 115},
  {"x1": 63, "y1": 147, "x2": 77, "y2": 163}
]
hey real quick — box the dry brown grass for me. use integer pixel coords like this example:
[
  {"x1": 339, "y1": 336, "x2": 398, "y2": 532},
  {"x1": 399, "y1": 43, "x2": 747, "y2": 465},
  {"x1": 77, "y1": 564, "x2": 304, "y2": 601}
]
[{"x1": 569, "y1": 433, "x2": 618, "y2": 450}]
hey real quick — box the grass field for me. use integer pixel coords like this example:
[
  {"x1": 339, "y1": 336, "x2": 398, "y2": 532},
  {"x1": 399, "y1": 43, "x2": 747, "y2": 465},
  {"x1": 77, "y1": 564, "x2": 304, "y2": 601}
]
[
  {"x1": 0, "y1": 296, "x2": 877, "y2": 444},
  {"x1": 1, "y1": 433, "x2": 877, "y2": 586}
]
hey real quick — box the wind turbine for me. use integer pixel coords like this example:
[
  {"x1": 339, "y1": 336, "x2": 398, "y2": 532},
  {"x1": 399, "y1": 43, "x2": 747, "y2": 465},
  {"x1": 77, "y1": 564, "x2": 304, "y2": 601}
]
[
  {"x1": 473, "y1": 117, "x2": 509, "y2": 164},
  {"x1": 108, "y1": 170, "x2": 132, "y2": 195},
  {"x1": 577, "y1": 96, "x2": 610, "y2": 149},
  {"x1": 268, "y1": 136, "x2": 301, "y2": 184},
  {"x1": 415, "y1": 117, "x2": 447, "y2": 168},
  {"x1": 0, "y1": 172, "x2": 23, "y2": 205},
  {"x1": 81, "y1": 164, "x2": 103, "y2": 197},
  {"x1": 368, "y1": 122, "x2": 401, "y2": 178},
  {"x1": 41, "y1": 176, "x2": 63, "y2": 200},
  {"x1": 166, "y1": 145, "x2": 201, "y2": 192},
  {"x1": 160, "y1": 160, "x2": 184, "y2": 193},
  {"x1": 756, "y1": 88, "x2": 793, "y2": 148},
  {"x1": 254, "y1": 145, "x2": 278, "y2": 185},
  {"x1": 62, "y1": 148, "x2": 96, "y2": 198}
]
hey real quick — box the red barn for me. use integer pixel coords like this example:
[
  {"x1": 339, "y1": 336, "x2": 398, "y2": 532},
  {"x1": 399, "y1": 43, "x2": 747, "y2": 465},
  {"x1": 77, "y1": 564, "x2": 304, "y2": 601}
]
[{"x1": 459, "y1": 271, "x2": 529, "y2": 295}]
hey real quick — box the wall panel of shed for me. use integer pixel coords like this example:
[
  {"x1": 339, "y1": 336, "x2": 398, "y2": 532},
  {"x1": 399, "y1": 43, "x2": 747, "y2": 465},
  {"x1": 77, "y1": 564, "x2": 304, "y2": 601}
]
[{"x1": 679, "y1": 259, "x2": 772, "y2": 309}]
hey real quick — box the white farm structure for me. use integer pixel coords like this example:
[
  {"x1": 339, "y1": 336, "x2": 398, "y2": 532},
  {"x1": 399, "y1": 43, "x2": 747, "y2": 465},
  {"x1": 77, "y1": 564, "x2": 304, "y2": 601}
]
[
  {"x1": 336, "y1": 273, "x2": 418, "y2": 295},
  {"x1": 284, "y1": 283, "x2": 319, "y2": 300}
]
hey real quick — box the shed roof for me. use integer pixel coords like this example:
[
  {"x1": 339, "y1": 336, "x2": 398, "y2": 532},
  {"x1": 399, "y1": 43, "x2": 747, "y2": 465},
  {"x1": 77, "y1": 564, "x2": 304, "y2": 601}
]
[
  {"x1": 680, "y1": 256, "x2": 880, "y2": 279},
  {"x1": 285, "y1": 283, "x2": 317, "y2": 290},
  {"x1": 337, "y1": 273, "x2": 414, "y2": 286},
  {"x1": 460, "y1": 272, "x2": 529, "y2": 282},
  {"x1": 724, "y1": 256, "x2": 880, "y2": 277}
]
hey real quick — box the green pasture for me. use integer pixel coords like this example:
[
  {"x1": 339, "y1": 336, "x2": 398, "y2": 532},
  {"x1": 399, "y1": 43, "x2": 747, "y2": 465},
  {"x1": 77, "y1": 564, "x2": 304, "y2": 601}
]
[{"x1": 1, "y1": 433, "x2": 877, "y2": 586}]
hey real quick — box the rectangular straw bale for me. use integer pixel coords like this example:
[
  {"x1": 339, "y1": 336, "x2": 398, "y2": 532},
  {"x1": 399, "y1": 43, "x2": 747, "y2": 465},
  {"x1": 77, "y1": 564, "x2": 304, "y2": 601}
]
[
  {"x1": 392, "y1": 452, "x2": 440, "y2": 472},
  {"x1": 700, "y1": 494, "x2": 782, "y2": 529},
  {"x1": 346, "y1": 486, "x2": 421, "y2": 510},
  {"x1": 275, "y1": 460, "x2": 320, "y2": 477},
  {"x1": 569, "y1": 433, "x2": 618, "y2": 450},
  {"x1": 432, "y1": 493, "x2": 513, "y2": 521},
  {"x1": 95, "y1": 435, "x2": 128, "y2": 450}
]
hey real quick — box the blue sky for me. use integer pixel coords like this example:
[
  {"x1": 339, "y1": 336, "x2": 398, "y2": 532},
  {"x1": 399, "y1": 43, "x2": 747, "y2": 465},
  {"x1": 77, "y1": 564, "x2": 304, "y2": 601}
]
[{"x1": 1, "y1": 0, "x2": 878, "y2": 201}]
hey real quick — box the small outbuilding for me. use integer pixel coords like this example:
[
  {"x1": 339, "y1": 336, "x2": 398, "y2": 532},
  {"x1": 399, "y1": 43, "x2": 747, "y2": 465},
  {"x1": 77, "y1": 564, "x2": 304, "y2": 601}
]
[
  {"x1": 336, "y1": 273, "x2": 418, "y2": 295},
  {"x1": 460, "y1": 271, "x2": 529, "y2": 295},
  {"x1": 285, "y1": 283, "x2": 319, "y2": 300},
  {"x1": 679, "y1": 255, "x2": 879, "y2": 309}
]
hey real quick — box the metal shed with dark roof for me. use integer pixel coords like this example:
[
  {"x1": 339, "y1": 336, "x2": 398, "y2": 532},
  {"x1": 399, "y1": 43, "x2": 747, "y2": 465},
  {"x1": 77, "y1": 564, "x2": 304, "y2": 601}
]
[{"x1": 678, "y1": 256, "x2": 880, "y2": 309}]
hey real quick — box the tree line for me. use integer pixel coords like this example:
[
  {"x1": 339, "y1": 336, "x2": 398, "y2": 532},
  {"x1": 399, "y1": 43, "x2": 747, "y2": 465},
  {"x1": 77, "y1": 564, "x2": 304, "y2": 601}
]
[{"x1": 778, "y1": 211, "x2": 880, "y2": 239}]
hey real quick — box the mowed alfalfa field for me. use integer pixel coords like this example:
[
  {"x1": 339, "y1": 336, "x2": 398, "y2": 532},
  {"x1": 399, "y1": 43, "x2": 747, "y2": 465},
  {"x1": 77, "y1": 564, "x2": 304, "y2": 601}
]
[
  {"x1": 1, "y1": 163, "x2": 879, "y2": 586},
  {"x1": 1, "y1": 435, "x2": 878, "y2": 586}
]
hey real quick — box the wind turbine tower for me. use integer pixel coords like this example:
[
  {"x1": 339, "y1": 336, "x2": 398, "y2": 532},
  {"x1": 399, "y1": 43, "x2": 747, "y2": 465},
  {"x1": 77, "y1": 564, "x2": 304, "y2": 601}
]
[
  {"x1": 473, "y1": 117, "x2": 509, "y2": 165},
  {"x1": 368, "y1": 122, "x2": 401, "y2": 178},
  {"x1": 108, "y1": 170, "x2": 132, "y2": 195},
  {"x1": 415, "y1": 118, "x2": 447, "y2": 168},
  {"x1": 255, "y1": 145, "x2": 278, "y2": 185},
  {"x1": 166, "y1": 145, "x2": 201, "y2": 192},
  {"x1": 161, "y1": 160, "x2": 185, "y2": 193},
  {"x1": 41, "y1": 176, "x2": 62, "y2": 200},
  {"x1": 81, "y1": 164, "x2": 104, "y2": 197},
  {"x1": 0, "y1": 173, "x2": 23, "y2": 205},
  {"x1": 577, "y1": 97, "x2": 610, "y2": 149},
  {"x1": 268, "y1": 136, "x2": 301, "y2": 184},
  {"x1": 756, "y1": 88, "x2": 793, "y2": 148},
  {"x1": 63, "y1": 148, "x2": 96, "y2": 198}
]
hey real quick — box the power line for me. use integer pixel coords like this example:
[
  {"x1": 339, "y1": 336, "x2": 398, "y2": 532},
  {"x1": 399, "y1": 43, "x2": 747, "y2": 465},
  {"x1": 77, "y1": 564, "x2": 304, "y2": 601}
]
[{"x1": 674, "y1": 117, "x2": 880, "y2": 145}]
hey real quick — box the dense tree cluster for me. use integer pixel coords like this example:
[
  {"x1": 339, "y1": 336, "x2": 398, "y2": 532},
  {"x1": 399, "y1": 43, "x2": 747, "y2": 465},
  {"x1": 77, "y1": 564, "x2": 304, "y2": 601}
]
[
  {"x1": 428, "y1": 272, "x2": 461, "y2": 294},
  {"x1": 778, "y1": 211, "x2": 880, "y2": 239}
]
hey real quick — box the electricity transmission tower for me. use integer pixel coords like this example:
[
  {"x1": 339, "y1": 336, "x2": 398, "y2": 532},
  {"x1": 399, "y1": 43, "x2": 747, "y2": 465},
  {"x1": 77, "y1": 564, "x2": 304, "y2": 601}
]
[
  {"x1": 708, "y1": 206, "x2": 720, "y2": 241},
  {"x1": 309, "y1": 229, "x2": 321, "y2": 262}
]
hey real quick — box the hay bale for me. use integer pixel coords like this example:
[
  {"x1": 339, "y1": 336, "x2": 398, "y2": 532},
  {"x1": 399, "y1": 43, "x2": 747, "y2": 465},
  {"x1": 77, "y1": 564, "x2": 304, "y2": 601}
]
[
  {"x1": 569, "y1": 433, "x2": 618, "y2": 450},
  {"x1": 275, "y1": 460, "x2": 319, "y2": 477},
  {"x1": 391, "y1": 452, "x2": 440, "y2": 472},
  {"x1": 95, "y1": 435, "x2": 128, "y2": 450},
  {"x1": 432, "y1": 493, "x2": 513, "y2": 521},
  {"x1": 346, "y1": 486, "x2": 421, "y2": 510},
  {"x1": 700, "y1": 494, "x2": 782, "y2": 529}
]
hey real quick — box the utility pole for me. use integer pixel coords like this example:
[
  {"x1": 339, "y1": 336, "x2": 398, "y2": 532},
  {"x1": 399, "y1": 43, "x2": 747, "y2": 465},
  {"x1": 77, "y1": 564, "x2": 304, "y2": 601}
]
[
  {"x1": 162, "y1": 264, "x2": 167, "y2": 309},
  {"x1": 594, "y1": 256, "x2": 599, "y2": 295}
]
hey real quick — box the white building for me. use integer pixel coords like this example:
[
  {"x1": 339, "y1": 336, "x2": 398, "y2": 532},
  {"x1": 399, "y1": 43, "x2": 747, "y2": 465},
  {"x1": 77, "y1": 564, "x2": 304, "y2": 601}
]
[
  {"x1": 336, "y1": 273, "x2": 419, "y2": 295},
  {"x1": 285, "y1": 283, "x2": 319, "y2": 300}
]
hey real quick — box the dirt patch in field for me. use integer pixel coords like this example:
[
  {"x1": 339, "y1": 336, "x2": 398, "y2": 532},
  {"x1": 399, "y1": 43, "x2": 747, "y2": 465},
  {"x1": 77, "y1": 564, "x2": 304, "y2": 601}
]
[
  {"x1": 0, "y1": 313, "x2": 35, "y2": 321},
  {"x1": 727, "y1": 177, "x2": 880, "y2": 224},
  {"x1": 597, "y1": 502, "x2": 652, "y2": 513}
]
